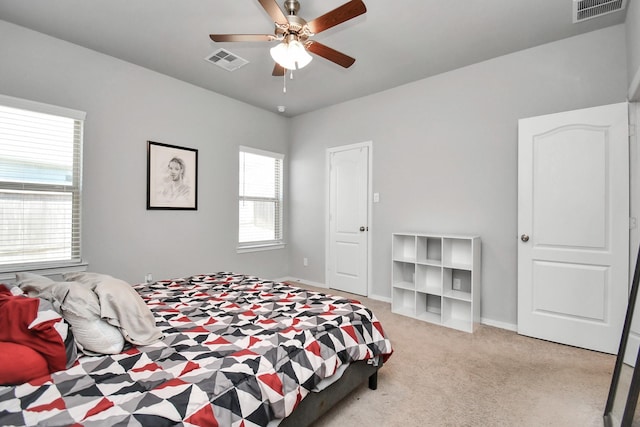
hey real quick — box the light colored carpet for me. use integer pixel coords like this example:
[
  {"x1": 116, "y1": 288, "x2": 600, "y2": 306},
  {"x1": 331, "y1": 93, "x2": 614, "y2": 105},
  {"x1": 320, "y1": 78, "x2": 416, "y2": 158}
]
[{"x1": 289, "y1": 282, "x2": 616, "y2": 427}]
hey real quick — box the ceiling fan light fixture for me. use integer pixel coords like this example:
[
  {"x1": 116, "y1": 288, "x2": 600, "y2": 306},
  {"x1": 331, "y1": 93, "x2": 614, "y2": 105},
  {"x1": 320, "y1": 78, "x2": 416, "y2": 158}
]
[{"x1": 270, "y1": 39, "x2": 312, "y2": 70}]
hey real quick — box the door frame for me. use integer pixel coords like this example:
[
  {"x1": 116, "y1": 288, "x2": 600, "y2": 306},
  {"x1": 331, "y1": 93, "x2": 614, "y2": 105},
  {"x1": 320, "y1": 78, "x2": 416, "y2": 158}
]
[
  {"x1": 627, "y1": 102, "x2": 640, "y2": 364},
  {"x1": 325, "y1": 141, "x2": 373, "y2": 295},
  {"x1": 631, "y1": 102, "x2": 640, "y2": 285}
]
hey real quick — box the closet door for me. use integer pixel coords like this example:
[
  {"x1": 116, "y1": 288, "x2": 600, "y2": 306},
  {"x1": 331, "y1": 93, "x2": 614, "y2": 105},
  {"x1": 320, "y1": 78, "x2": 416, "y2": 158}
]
[
  {"x1": 327, "y1": 143, "x2": 369, "y2": 296},
  {"x1": 518, "y1": 102, "x2": 629, "y2": 354}
]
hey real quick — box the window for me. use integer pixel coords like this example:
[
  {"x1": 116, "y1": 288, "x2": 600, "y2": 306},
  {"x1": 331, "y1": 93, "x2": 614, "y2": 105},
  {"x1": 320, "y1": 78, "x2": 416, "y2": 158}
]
[
  {"x1": 238, "y1": 146, "x2": 284, "y2": 251},
  {"x1": 0, "y1": 94, "x2": 85, "y2": 271}
]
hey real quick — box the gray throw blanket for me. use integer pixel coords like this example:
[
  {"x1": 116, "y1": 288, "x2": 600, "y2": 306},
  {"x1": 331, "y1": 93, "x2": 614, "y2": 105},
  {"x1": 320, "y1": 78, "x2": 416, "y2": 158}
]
[{"x1": 16, "y1": 272, "x2": 163, "y2": 355}]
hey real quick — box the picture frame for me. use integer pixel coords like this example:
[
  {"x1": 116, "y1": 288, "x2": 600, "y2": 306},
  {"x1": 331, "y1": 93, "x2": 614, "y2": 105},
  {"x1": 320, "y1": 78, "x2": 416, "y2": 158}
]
[{"x1": 147, "y1": 141, "x2": 198, "y2": 210}]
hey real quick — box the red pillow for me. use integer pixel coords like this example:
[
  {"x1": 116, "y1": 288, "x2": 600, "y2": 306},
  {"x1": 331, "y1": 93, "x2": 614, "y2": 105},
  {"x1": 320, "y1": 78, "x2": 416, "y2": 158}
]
[
  {"x1": 0, "y1": 286, "x2": 74, "y2": 372},
  {"x1": 0, "y1": 341, "x2": 49, "y2": 385}
]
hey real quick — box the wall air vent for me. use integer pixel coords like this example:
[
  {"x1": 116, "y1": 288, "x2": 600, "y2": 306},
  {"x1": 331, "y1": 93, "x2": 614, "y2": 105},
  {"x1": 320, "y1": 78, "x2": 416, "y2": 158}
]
[
  {"x1": 572, "y1": 0, "x2": 627, "y2": 23},
  {"x1": 205, "y1": 48, "x2": 249, "y2": 71}
]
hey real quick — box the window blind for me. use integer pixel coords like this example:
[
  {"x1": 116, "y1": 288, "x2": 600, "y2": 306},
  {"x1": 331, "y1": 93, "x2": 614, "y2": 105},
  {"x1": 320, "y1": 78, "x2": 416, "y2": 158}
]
[
  {"x1": 0, "y1": 94, "x2": 84, "y2": 270},
  {"x1": 238, "y1": 146, "x2": 283, "y2": 248}
]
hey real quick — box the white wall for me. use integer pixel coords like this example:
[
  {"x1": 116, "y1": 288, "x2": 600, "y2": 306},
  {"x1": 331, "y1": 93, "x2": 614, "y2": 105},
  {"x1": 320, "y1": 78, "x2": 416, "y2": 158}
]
[
  {"x1": 0, "y1": 20, "x2": 290, "y2": 284},
  {"x1": 288, "y1": 25, "x2": 629, "y2": 328}
]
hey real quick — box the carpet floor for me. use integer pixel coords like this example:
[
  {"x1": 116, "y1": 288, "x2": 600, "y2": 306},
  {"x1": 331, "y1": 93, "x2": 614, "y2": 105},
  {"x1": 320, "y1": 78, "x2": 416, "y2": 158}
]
[{"x1": 288, "y1": 281, "x2": 617, "y2": 427}]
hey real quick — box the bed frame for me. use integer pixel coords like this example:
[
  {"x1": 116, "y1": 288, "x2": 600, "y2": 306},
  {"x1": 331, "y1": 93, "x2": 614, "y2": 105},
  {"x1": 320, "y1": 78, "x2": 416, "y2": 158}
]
[{"x1": 280, "y1": 358, "x2": 382, "y2": 426}]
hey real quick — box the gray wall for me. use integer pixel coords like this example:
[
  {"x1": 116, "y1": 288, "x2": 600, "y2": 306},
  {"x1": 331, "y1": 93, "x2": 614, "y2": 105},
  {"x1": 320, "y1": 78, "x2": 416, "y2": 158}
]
[
  {"x1": 288, "y1": 25, "x2": 629, "y2": 328},
  {"x1": 0, "y1": 20, "x2": 290, "y2": 284},
  {"x1": 0, "y1": 18, "x2": 633, "y2": 329},
  {"x1": 628, "y1": 0, "x2": 640, "y2": 100}
]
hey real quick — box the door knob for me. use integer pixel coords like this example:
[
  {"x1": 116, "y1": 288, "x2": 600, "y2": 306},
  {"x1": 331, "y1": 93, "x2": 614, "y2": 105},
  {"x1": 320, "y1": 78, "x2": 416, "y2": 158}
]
[
  {"x1": 521, "y1": 234, "x2": 529, "y2": 242},
  {"x1": 360, "y1": 226, "x2": 366, "y2": 232}
]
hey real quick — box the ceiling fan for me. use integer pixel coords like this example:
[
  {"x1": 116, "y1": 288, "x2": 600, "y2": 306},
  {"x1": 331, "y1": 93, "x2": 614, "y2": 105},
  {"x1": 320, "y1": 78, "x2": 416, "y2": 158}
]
[{"x1": 209, "y1": 0, "x2": 367, "y2": 76}]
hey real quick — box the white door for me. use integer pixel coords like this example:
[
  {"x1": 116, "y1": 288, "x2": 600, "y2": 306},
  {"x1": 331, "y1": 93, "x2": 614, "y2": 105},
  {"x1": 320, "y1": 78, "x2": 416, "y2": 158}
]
[
  {"x1": 518, "y1": 102, "x2": 629, "y2": 354},
  {"x1": 327, "y1": 143, "x2": 370, "y2": 296}
]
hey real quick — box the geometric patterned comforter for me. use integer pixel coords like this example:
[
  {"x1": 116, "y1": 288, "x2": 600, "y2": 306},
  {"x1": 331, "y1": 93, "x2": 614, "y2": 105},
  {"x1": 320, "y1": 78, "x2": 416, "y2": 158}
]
[{"x1": 0, "y1": 273, "x2": 393, "y2": 426}]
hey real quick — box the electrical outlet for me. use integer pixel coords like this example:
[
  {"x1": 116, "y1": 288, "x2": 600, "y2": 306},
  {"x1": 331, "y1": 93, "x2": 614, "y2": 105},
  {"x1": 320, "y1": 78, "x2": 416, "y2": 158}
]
[
  {"x1": 145, "y1": 273, "x2": 153, "y2": 283},
  {"x1": 453, "y1": 278, "x2": 462, "y2": 291},
  {"x1": 303, "y1": 257, "x2": 308, "y2": 267}
]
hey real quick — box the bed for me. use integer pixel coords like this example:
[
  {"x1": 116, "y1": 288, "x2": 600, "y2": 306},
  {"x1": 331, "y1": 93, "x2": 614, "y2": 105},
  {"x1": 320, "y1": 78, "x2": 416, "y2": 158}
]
[{"x1": 0, "y1": 272, "x2": 393, "y2": 426}]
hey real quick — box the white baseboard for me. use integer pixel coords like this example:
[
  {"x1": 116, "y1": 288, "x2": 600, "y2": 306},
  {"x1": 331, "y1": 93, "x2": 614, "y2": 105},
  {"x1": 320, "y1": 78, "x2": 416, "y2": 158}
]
[
  {"x1": 367, "y1": 293, "x2": 392, "y2": 303},
  {"x1": 274, "y1": 278, "x2": 393, "y2": 303},
  {"x1": 278, "y1": 276, "x2": 517, "y2": 331},
  {"x1": 274, "y1": 276, "x2": 328, "y2": 288},
  {"x1": 481, "y1": 317, "x2": 517, "y2": 332},
  {"x1": 276, "y1": 279, "x2": 520, "y2": 332}
]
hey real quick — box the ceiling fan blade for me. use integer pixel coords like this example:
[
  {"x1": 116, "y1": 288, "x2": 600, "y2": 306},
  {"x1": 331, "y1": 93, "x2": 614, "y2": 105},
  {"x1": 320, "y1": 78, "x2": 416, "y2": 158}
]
[
  {"x1": 306, "y1": 41, "x2": 356, "y2": 68},
  {"x1": 306, "y1": 0, "x2": 367, "y2": 35},
  {"x1": 272, "y1": 63, "x2": 285, "y2": 76},
  {"x1": 257, "y1": 0, "x2": 289, "y2": 26},
  {"x1": 210, "y1": 34, "x2": 275, "y2": 42}
]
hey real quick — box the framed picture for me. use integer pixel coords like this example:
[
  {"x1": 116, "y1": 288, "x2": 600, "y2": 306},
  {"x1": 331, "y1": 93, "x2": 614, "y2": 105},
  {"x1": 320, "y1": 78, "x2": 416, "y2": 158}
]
[{"x1": 147, "y1": 141, "x2": 198, "y2": 210}]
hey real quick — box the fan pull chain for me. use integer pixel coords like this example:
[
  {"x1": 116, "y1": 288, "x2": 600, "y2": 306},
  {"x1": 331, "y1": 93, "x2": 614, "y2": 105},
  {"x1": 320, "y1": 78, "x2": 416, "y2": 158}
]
[{"x1": 282, "y1": 69, "x2": 296, "y2": 94}]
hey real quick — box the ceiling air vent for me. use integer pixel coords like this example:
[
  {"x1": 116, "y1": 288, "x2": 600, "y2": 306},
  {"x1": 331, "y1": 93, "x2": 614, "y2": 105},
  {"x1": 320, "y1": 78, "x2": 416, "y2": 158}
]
[
  {"x1": 205, "y1": 48, "x2": 248, "y2": 71},
  {"x1": 572, "y1": 0, "x2": 627, "y2": 23}
]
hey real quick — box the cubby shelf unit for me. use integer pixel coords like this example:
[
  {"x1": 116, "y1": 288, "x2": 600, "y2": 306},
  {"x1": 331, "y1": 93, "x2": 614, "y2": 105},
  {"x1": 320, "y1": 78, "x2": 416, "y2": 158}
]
[{"x1": 391, "y1": 233, "x2": 481, "y2": 333}]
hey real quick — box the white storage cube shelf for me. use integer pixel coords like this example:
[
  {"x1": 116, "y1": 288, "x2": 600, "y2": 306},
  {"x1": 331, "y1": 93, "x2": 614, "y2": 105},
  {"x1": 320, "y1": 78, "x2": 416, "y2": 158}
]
[
  {"x1": 392, "y1": 234, "x2": 416, "y2": 262},
  {"x1": 392, "y1": 287, "x2": 415, "y2": 317},
  {"x1": 392, "y1": 261, "x2": 415, "y2": 289},
  {"x1": 391, "y1": 233, "x2": 481, "y2": 333}
]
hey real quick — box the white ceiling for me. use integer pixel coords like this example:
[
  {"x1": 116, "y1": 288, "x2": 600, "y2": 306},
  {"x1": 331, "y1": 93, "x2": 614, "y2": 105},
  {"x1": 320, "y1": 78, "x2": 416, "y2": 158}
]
[{"x1": 0, "y1": 0, "x2": 629, "y2": 117}]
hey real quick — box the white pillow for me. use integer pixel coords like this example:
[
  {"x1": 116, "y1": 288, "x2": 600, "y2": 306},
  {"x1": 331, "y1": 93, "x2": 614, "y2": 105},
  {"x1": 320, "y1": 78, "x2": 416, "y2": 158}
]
[
  {"x1": 55, "y1": 281, "x2": 124, "y2": 355},
  {"x1": 62, "y1": 310, "x2": 124, "y2": 355},
  {"x1": 16, "y1": 273, "x2": 124, "y2": 355}
]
